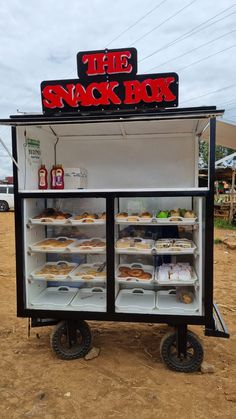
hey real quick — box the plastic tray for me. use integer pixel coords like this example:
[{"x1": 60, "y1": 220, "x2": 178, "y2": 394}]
[
  {"x1": 116, "y1": 263, "x2": 154, "y2": 284},
  {"x1": 156, "y1": 265, "x2": 198, "y2": 285},
  {"x1": 115, "y1": 215, "x2": 153, "y2": 224},
  {"x1": 115, "y1": 288, "x2": 156, "y2": 313},
  {"x1": 70, "y1": 287, "x2": 106, "y2": 311},
  {"x1": 157, "y1": 290, "x2": 199, "y2": 313},
  {"x1": 69, "y1": 263, "x2": 106, "y2": 282},
  {"x1": 69, "y1": 238, "x2": 106, "y2": 253},
  {"x1": 69, "y1": 215, "x2": 105, "y2": 225},
  {"x1": 155, "y1": 239, "x2": 196, "y2": 254},
  {"x1": 29, "y1": 237, "x2": 76, "y2": 253},
  {"x1": 30, "y1": 261, "x2": 78, "y2": 281},
  {"x1": 30, "y1": 286, "x2": 78, "y2": 306},
  {"x1": 155, "y1": 216, "x2": 197, "y2": 225},
  {"x1": 29, "y1": 217, "x2": 70, "y2": 225},
  {"x1": 115, "y1": 238, "x2": 154, "y2": 254}
]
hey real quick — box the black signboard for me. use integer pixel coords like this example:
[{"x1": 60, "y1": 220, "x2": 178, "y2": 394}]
[{"x1": 41, "y1": 48, "x2": 179, "y2": 114}]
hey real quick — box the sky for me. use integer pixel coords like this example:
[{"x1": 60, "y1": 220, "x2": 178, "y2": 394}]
[{"x1": 0, "y1": 0, "x2": 236, "y2": 178}]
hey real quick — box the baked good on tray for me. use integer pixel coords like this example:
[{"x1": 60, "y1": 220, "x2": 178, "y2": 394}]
[
  {"x1": 117, "y1": 266, "x2": 152, "y2": 280},
  {"x1": 75, "y1": 238, "x2": 106, "y2": 248},
  {"x1": 116, "y1": 212, "x2": 128, "y2": 219},
  {"x1": 158, "y1": 263, "x2": 193, "y2": 282},
  {"x1": 35, "y1": 238, "x2": 74, "y2": 248},
  {"x1": 73, "y1": 212, "x2": 100, "y2": 222},
  {"x1": 33, "y1": 208, "x2": 71, "y2": 220},
  {"x1": 116, "y1": 237, "x2": 152, "y2": 250},
  {"x1": 75, "y1": 264, "x2": 106, "y2": 279},
  {"x1": 139, "y1": 211, "x2": 152, "y2": 219},
  {"x1": 34, "y1": 263, "x2": 73, "y2": 276},
  {"x1": 183, "y1": 210, "x2": 196, "y2": 218}
]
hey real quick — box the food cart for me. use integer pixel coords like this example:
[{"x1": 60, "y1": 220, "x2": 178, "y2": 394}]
[{"x1": 0, "y1": 48, "x2": 229, "y2": 372}]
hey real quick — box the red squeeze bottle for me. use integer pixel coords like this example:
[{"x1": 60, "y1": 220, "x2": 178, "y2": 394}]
[
  {"x1": 55, "y1": 164, "x2": 64, "y2": 189},
  {"x1": 38, "y1": 164, "x2": 48, "y2": 189},
  {"x1": 50, "y1": 165, "x2": 57, "y2": 189}
]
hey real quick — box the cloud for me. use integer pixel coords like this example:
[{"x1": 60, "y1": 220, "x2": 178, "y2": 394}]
[{"x1": 0, "y1": 0, "x2": 235, "y2": 178}]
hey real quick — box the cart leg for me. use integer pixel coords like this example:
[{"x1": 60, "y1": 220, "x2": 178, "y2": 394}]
[
  {"x1": 66, "y1": 320, "x2": 78, "y2": 347},
  {"x1": 176, "y1": 324, "x2": 187, "y2": 358}
]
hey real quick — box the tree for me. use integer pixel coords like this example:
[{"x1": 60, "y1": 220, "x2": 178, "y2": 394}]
[{"x1": 199, "y1": 140, "x2": 235, "y2": 167}]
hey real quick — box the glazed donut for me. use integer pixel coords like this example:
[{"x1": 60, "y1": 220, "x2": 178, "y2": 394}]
[
  {"x1": 118, "y1": 272, "x2": 129, "y2": 278},
  {"x1": 139, "y1": 272, "x2": 152, "y2": 280},
  {"x1": 130, "y1": 268, "x2": 144, "y2": 277}
]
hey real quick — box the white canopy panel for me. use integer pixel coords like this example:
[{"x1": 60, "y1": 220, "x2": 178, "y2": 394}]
[{"x1": 202, "y1": 119, "x2": 236, "y2": 149}]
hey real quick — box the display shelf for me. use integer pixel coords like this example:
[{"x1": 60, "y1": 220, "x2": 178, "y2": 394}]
[
  {"x1": 30, "y1": 261, "x2": 78, "y2": 281},
  {"x1": 115, "y1": 288, "x2": 156, "y2": 314},
  {"x1": 157, "y1": 290, "x2": 199, "y2": 314},
  {"x1": 115, "y1": 263, "x2": 154, "y2": 285}
]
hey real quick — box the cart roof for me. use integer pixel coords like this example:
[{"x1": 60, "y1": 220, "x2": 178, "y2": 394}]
[{"x1": 0, "y1": 106, "x2": 223, "y2": 127}]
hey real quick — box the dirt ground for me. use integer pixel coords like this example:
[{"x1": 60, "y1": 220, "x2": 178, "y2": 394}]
[{"x1": 0, "y1": 212, "x2": 235, "y2": 419}]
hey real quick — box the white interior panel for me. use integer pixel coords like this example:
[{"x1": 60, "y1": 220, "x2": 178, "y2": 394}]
[{"x1": 57, "y1": 136, "x2": 195, "y2": 189}]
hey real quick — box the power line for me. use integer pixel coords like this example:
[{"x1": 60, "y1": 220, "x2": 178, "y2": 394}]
[
  {"x1": 131, "y1": 0, "x2": 197, "y2": 46},
  {"x1": 106, "y1": 0, "x2": 168, "y2": 47},
  {"x1": 138, "y1": 5, "x2": 236, "y2": 63},
  {"x1": 176, "y1": 43, "x2": 236, "y2": 72},
  {"x1": 181, "y1": 84, "x2": 236, "y2": 105},
  {"x1": 145, "y1": 29, "x2": 236, "y2": 72}
]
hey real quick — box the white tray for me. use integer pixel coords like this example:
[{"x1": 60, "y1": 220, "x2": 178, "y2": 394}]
[
  {"x1": 157, "y1": 290, "x2": 199, "y2": 313},
  {"x1": 30, "y1": 286, "x2": 78, "y2": 306},
  {"x1": 116, "y1": 263, "x2": 154, "y2": 284},
  {"x1": 156, "y1": 266, "x2": 198, "y2": 285},
  {"x1": 70, "y1": 287, "x2": 106, "y2": 311},
  {"x1": 30, "y1": 261, "x2": 78, "y2": 281},
  {"x1": 115, "y1": 288, "x2": 156, "y2": 313},
  {"x1": 29, "y1": 217, "x2": 70, "y2": 225},
  {"x1": 156, "y1": 216, "x2": 197, "y2": 225},
  {"x1": 115, "y1": 238, "x2": 154, "y2": 254},
  {"x1": 29, "y1": 237, "x2": 76, "y2": 253},
  {"x1": 69, "y1": 238, "x2": 106, "y2": 253},
  {"x1": 155, "y1": 239, "x2": 196, "y2": 254},
  {"x1": 115, "y1": 215, "x2": 153, "y2": 224},
  {"x1": 69, "y1": 216, "x2": 105, "y2": 225},
  {"x1": 69, "y1": 263, "x2": 106, "y2": 282}
]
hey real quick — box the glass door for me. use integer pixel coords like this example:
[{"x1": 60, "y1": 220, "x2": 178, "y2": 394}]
[
  {"x1": 114, "y1": 196, "x2": 204, "y2": 316},
  {"x1": 24, "y1": 197, "x2": 107, "y2": 312}
]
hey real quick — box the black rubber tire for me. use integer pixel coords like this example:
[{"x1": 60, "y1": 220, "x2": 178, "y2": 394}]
[
  {"x1": 50, "y1": 320, "x2": 92, "y2": 360},
  {"x1": 0, "y1": 200, "x2": 9, "y2": 212},
  {"x1": 160, "y1": 330, "x2": 204, "y2": 373}
]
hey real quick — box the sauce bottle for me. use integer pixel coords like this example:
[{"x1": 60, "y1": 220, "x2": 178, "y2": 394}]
[
  {"x1": 55, "y1": 164, "x2": 64, "y2": 189},
  {"x1": 50, "y1": 165, "x2": 57, "y2": 189},
  {"x1": 38, "y1": 164, "x2": 48, "y2": 189}
]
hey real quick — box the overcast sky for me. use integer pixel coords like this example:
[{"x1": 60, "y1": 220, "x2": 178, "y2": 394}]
[{"x1": 0, "y1": 0, "x2": 235, "y2": 178}]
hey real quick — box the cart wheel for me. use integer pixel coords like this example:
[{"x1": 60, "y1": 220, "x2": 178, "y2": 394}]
[
  {"x1": 50, "y1": 320, "x2": 92, "y2": 360},
  {"x1": 160, "y1": 330, "x2": 203, "y2": 373}
]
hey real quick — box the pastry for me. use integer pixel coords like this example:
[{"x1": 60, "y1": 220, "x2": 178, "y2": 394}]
[
  {"x1": 130, "y1": 268, "x2": 144, "y2": 277},
  {"x1": 116, "y1": 212, "x2": 128, "y2": 219},
  {"x1": 139, "y1": 272, "x2": 152, "y2": 280},
  {"x1": 127, "y1": 213, "x2": 139, "y2": 222},
  {"x1": 170, "y1": 209, "x2": 180, "y2": 217},
  {"x1": 140, "y1": 211, "x2": 152, "y2": 219},
  {"x1": 34, "y1": 208, "x2": 71, "y2": 220},
  {"x1": 99, "y1": 212, "x2": 106, "y2": 220},
  {"x1": 184, "y1": 210, "x2": 196, "y2": 218}
]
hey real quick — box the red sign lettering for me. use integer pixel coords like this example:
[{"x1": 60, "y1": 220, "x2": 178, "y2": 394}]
[
  {"x1": 41, "y1": 48, "x2": 179, "y2": 114},
  {"x1": 82, "y1": 51, "x2": 133, "y2": 76}
]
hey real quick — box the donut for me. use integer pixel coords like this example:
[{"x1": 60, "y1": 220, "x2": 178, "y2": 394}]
[
  {"x1": 139, "y1": 272, "x2": 152, "y2": 280},
  {"x1": 130, "y1": 269, "x2": 144, "y2": 277}
]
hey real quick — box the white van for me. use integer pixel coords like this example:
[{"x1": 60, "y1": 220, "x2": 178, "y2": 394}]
[{"x1": 0, "y1": 184, "x2": 14, "y2": 211}]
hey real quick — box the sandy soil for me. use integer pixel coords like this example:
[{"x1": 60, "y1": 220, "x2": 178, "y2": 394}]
[{"x1": 0, "y1": 212, "x2": 235, "y2": 419}]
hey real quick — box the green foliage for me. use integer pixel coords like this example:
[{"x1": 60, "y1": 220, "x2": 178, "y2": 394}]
[
  {"x1": 199, "y1": 140, "x2": 235, "y2": 167},
  {"x1": 214, "y1": 238, "x2": 223, "y2": 244},
  {"x1": 214, "y1": 218, "x2": 236, "y2": 230}
]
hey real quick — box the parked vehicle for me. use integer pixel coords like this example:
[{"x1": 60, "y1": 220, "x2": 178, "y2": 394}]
[{"x1": 0, "y1": 184, "x2": 14, "y2": 211}]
